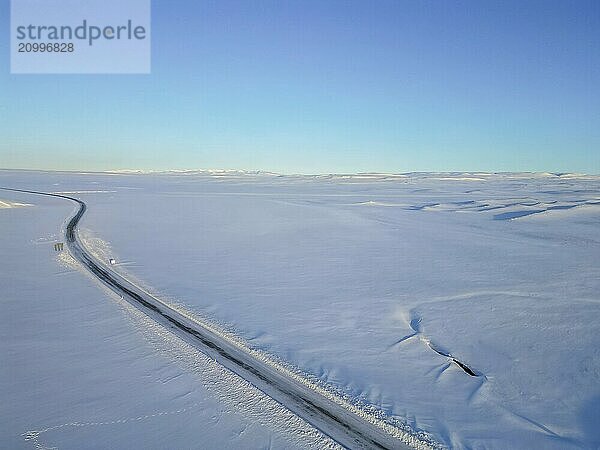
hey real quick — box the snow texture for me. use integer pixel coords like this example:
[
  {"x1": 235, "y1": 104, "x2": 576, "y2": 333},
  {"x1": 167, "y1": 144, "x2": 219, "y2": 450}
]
[
  {"x1": 0, "y1": 184, "x2": 340, "y2": 450},
  {"x1": 1, "y1": 169, "x2": 599, "y2": 449}
]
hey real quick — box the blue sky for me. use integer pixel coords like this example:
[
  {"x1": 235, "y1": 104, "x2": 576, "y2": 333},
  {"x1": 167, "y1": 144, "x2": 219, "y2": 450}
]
[{"x1": 1, "y1": 0, "x2": 599, "y2": 173}]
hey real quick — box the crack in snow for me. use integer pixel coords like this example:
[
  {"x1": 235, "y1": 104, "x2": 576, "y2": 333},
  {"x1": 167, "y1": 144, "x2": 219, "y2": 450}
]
[{"x1": 394, "y1": 313, "x2": 484, "y2": 378}]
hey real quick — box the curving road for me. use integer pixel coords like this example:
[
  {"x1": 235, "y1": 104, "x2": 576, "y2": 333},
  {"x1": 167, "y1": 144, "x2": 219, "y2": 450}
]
[{"x1": 2, "y1": 187, "x2": 426, "y2": 450}]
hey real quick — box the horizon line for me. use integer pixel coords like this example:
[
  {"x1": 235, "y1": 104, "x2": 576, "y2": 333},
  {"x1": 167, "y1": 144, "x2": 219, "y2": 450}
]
[{"x1": 1, "y1": 167, "x2": 598, "y2": 177}]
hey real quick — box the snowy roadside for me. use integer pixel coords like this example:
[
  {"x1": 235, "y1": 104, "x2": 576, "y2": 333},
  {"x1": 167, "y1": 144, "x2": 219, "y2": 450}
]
[
  {"x1": 1, "y1": 170, "x2": 599, "y2": 449},
  {"x1": 0, "y1": 189, "x2": 340, "y2": 450}
]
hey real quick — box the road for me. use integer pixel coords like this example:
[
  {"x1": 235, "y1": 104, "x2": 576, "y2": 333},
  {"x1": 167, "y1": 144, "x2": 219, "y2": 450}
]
[{"x1": 2, "y1": 187, "x2": 429, "y2": 450}]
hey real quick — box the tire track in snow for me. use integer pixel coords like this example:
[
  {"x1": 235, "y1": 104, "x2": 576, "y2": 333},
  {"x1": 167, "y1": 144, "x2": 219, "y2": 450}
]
[{"x1": 23, "y1": 403, "x2": 205, "y2": 450}]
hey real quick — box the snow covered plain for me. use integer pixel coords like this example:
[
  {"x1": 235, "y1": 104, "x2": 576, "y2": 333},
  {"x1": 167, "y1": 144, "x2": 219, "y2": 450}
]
[
  {"x1": 0, "y1": 181, "x2": 339, "y2": 449},
  {"x1": 1, "y1": 170, "x2": 599, "y2": 449}
]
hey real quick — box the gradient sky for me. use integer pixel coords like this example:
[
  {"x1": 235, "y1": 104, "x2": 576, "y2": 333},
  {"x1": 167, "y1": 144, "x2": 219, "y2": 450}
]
[{"x1": 1, "y1": 0, "x2": 599, "y2": 174}]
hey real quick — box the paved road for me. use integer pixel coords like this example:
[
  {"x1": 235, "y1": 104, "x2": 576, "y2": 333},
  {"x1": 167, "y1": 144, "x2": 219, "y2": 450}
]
[{"x1": 2, "y1": 188, "x2": 427, "y2": 450}]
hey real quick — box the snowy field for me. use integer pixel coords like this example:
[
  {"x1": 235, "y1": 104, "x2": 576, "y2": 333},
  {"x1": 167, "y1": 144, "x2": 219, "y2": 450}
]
[
  {"x1": 0, "y1": 178, "x2": 338, "y2": 449},
  {"x1": 1, "y1": 169, "x2": 599, "y2": 449}
]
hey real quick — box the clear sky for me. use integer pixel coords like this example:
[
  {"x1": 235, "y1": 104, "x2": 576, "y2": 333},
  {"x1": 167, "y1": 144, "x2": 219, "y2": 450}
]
[{"x1": 1, "y1": 0, "x2": 599, "y2": 174}]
